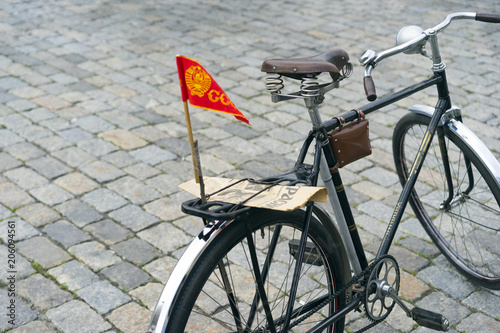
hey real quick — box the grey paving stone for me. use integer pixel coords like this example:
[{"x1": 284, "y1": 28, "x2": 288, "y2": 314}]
[
  {"x1": 145, "y1": 173, "x2": 183, "y2": 196},
  {"x1": 388, "y1": 245, "x2": 430, "y2": 273},
  {"x1": 78, "y1": 138, "x2": 118, "y2": 157},
  {"x1": 84, "y1": 219, "x2": 132, "y2": 245},
  {"x1": 55, "y1": 199, "x2": 102, "y2": 227},
  {"x1": 98, "y1": 128, "x2": 148, "y2": 150},
  {"x1": 108, "y1": 204, "x2": 159, "y2": 232},
  {"x1": 0, "y1": 203, "x2": 13, "y2": 220},
  {"x1": 0, "y1": 244, "x2": 35, "y2": 284},
  {"x1": 17, "y1": 274, "x2": 72, "y2": 310},
  {"x1": 106, "y1": 302, "x2": 151, "y2": 333},
  {"x1": 81, "y1": 188, "x2": 128, "y2": 213},
  {"x1": 0, "y1": 152, "x2": 23, "y2": 172},
  {"x1": 129, "y1": 145, "x2": 176, "y2": 165},
  {"x1": 79, "y1": 160, "x2": 125, "y2": 182},
  {"x1": 48, "y1": 260, "x2": 100, "y2": 292},
  {"x1": 172, "y1": 215, "x2": 205, "y2": 237},
  {"x1": 76, "y1": 280, "x2": 130, "y2": 314},
  {"x1": 143, "y1": 194, "x2": 188, "y2": 222},
  {"x1": 29, "y1": 183, "x2": 74, "y2": 206},
  {"x1": 16, "y1": 125, "x2": 52, "y2": 142},
  {"x1": 398, "y1": 235, "x2": 441, "y2": 259},
  {"x1": 7, "y1": 320, "x2": 54, "y2": 333},
  {"x1": 73, "y1": 114, "x2": 116, "y2": 133},
  {"x1": 456, "y1": 312, "x2": 500, "y2": 333},
  {"x1": 0, "y1": 76, "x2": 27, "y2": 90},
  {"x1": 101, "y1": 150, "x2": 138, "y2": 168},
  {"x1": 51, "y1": 146, "x2": 96, "y2": 168},
  {"x1": 157, "y1": 159, "x2": 196, "y2": 182},
  {"x1": 123, "y1": 162, "x2": 161, "y2": 180},
  {"x1": 0, "y1": 113, "x2": 32, "y2": 129},
  {"x1": 4, "y1": 142, "x2": 45, "y2": 162},
  {"x1": 138, "y1": 222, "x2": 191, "y2": 255},
  {"x1": 23, "y1": 107, "x2": 57, "y2": 122},
  {"x1": 46, "y1": 300, "x2": 112, "y2": 333},
  {"x1": 222, "y1": 122, "x2": 260, "y2": 139},
  {"x1": 53, "y1": 172, "x2": 99, "y2": 195},
  {"x1": 36, "y1": 134, "x2": 73, "y2": 152},
  {"x1": 0, "y1": 218, "x2": 40, "y2": 242},
  {"x1": 357, "y1": 199, "x2": 401, "y2": 224},
  {"x1": 155, "y1": 137, "x2": 190, "y2": 157},
  {"x1": 101, "y1": 261, "x2": 150, "y2": 291},
  {"x1": 416, "y1": 292, "x2": 471, "y2": 326},
  {"x1": 59, "y1": 127, "x2": 93, "y2": 143},
  {"x1": 15, "y1": 203, "x2": 61, "y2": 227},
  {"x1": 43, "y1": 220, "x2": 91, "y2": 247},
  {"x1": 111, "y1": 237, "x2": 160, "y2": 266},
  {"x1": 68, "y1": 241, "x2": 121, "y2": 271},
  {"x1": 106, "y1": 176, "x2": 161, "y2": 205},
  {"x1": 3, "y1": 167, "x2": 48, "y2": 190},
  {"x1": 398, "y1": 217, "x2": 432, "y2": 241},
  {"x1": 129, "y1": 282, "x2": 163, "y2": 310},
  {"x1": 33, "y1": 94, "x2": 71, "y2": 110},
  {"x1": 17, "y1": 236, "x2": 71, "y2": 269},
  {"x1": 26, "y1": 155, "x2": 71, "y2": 179},
  {"x1": 0, "y1": 93, "x2": 17, "y2": 106},
  {"x1": 416, "y1": 264, "x2": 476, "y2": 300},
  {"x1": 0, "y1": 288, "x2": 37, "y2": 331},
  {"x1": 38, "y1": 117, "x2": 72, "y2": 132},
  {"x1": 0, "y1": 182, "x2": 34, "y2": 209},
  {"x1": 143, "y1": 256, "x2": 178, "y2": 284},
  {"x1": 463, "y1": 290, "x2": 500, "y2": 319},
  {"x1": 100, "y1": 110, "x2": 147, "y2": 129},
  {"x1": 132, "y1": 125, "x2": 168, "y2": 143}
]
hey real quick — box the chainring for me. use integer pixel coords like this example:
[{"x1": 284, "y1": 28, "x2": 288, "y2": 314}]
[{"x1": 364, "y1": 255, "x2": 400, "y2": 322}]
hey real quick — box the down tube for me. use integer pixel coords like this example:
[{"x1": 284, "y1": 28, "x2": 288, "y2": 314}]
[{"x1": 377, "y1": 99, "x2": 448, "y2": 257}]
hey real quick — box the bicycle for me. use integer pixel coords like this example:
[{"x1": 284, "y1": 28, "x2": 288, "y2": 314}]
[{"x1": 147, "y1": 12, "x2": 500, "y2": 333}]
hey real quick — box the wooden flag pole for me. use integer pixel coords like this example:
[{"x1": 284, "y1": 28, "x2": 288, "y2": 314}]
[
  {"x1": 182, "y1": 100, "x2": 200, "y2": 183},
  {"x1": 193, "y1": 140, "x2": 207, "y2": 203}
]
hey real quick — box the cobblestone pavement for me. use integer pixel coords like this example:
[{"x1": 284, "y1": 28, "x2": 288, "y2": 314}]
[{"x1": 0, "y1": 0, "x2": 499, "y2": 332}]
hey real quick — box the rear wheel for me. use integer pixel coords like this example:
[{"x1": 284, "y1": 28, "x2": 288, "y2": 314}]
[
  {"x1": 165, "y1": 208, "x2": 346, "y2": 332},
  {"x1": 393, "y1": 112, "x2": 500, "y2": 289}
]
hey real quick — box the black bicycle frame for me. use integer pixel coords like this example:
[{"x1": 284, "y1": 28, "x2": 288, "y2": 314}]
[{"x1": 290, "y1": 70, "x2": 454, "y2": 332}]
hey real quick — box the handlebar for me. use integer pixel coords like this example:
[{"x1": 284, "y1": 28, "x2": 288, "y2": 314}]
[{"x1": 360, "y1": 12, "x2": 500, "y2": 101}]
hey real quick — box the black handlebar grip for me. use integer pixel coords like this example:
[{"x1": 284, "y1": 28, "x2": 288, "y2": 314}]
[
  {"x1": 476, "y1": 13, "x2": 500, "y2": 23},
  {"x1": 363, "y1": 76, "x2": 377, "y2": 101}
]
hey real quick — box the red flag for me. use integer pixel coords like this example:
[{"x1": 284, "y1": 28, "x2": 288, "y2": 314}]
[{"x1": 176, "y1": 55, "x2": 250, "y2": 125}]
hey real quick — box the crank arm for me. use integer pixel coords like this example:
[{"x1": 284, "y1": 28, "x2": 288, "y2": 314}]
[{"x1": 385, "y1": 285, "x2": 449, "y2": 331}]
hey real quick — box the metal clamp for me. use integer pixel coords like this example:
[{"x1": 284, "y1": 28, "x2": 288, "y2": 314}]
[{"x1": 440, "y1": 106, "x2": 462, "y2": 125}]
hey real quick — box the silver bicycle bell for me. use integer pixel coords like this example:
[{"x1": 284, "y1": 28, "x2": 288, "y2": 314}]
[{"x1": 396, "y1": 25, "x2": 425, "y2": 54}]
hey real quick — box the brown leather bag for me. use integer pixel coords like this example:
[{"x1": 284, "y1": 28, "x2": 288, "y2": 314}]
[{"x1": 327, "y1": 109, "x2": 372, "y2": 168}]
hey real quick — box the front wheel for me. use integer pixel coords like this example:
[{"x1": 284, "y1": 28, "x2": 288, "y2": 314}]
[
  {"x1": 393, "y1": 112, "x2": 500, "y2": 289},
  {"x1": 165, "y1": 208, "x2": 346, "y2": 332}
]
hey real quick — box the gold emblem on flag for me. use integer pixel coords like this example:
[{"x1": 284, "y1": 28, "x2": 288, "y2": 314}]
[{"x1": 185, "y1": 66, "x2": 211, "y2": 97}]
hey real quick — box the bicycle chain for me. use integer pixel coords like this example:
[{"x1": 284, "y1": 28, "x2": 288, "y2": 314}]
[{"x1": 285, "y1": 254, "x2": 394, "y2": 332}]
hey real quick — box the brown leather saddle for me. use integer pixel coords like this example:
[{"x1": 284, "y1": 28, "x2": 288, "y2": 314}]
[{"x1": 261, "y1": 49, "x2": 350, "y2": 80}]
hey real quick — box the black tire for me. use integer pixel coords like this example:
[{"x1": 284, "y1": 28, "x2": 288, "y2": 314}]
[
  {"x1": 165, "y1": 208, "x2": 346, "y2": 332},
  {"x1": 393, "y1": 112, "x2": 500, "y2": 289}
]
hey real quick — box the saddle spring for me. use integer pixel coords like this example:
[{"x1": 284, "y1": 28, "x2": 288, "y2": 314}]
[
  {"x1": 265, "y1": 74, "x2": 284, "y2": 94},
  {"x1": 300, "y1": 76, "x2": 320, "y2": 97}
]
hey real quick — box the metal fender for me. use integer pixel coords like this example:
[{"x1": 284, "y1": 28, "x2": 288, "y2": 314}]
[
  {"x1": 146, "y1": 219, "x2": 230, "y2": 333},
  {"x1": 408, "y1": 104, "x2": 500, "y2": 187}
]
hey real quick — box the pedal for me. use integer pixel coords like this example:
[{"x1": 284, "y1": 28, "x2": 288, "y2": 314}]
[
  {"x1": 288, "y1": 240, "x2": 322, "y2": 266},
  {"x1": 384, "y1": 283, "x2": 449, "y2": 331},
  {"x1": 410, "y1": 307, "x2": 449, "y2": 331}
]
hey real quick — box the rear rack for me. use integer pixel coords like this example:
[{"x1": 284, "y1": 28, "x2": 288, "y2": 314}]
[
  {"x1": 181, "y1": 198, "x2": 251, "y2": 221},
  {"x1": 181, "y1": 172, "x2": 311, "y2": 221}
]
